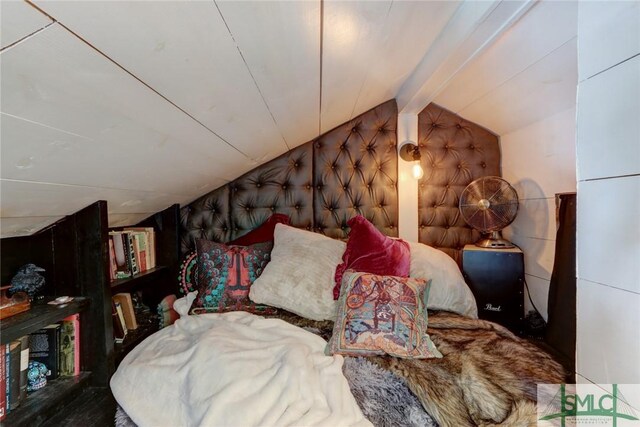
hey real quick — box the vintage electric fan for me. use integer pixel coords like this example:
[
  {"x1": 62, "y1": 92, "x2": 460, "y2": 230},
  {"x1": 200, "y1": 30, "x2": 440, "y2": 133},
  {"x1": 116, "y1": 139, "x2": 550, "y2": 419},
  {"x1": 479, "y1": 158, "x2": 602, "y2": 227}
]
[{"x1": 459, "y1": 176, "x2": 519, "y2": 249}]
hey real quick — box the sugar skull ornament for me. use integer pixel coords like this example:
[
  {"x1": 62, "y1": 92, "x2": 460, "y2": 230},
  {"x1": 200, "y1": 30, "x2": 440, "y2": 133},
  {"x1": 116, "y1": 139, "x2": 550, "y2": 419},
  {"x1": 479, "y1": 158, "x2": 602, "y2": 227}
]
[{"x1": 27, "y1": 361, "x2": 48, "y2": 392}]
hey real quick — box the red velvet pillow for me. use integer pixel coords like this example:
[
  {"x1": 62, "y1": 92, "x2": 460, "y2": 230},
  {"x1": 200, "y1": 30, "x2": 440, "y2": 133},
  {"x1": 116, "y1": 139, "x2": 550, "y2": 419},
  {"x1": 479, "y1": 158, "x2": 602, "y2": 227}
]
[
  {"x1": 333, "y1": 215, "x2": 411, "y2": 299},
  {"x1": 228, "y1": 214, "x2": 290, "y2": 246}
]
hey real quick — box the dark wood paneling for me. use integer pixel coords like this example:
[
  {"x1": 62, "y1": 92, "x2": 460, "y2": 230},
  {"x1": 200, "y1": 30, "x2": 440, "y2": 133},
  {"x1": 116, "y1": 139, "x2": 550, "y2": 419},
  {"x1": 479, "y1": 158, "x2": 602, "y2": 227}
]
[
  {"x1": 137, "y1": 204, "x2": 180, "y2": 306},
  {"x1": 51, "y1": 214, "x2": 79, "y2": 297},
  {"x1": 74, "y1": 201, "x2": 113, "y2": 386},
  {"x1": 1, "y1": 298, "x2": 89, "y2": 344},
  {"x1": 41, "y1": 386, "x2": 116, "y2": 427},
  {"x1": 5, "y1": 372, "x2": 92, "y2": 427}
]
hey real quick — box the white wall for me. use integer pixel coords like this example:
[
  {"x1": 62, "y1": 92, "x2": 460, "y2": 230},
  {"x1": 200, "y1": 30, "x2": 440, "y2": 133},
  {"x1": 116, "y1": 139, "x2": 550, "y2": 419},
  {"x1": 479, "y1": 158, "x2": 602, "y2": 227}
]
[
  {"x1": 396, "y1": 113, "x2": 420, "y2": 242},
  {"x1": 431, "y1": 1, "x2": 579, "y2": 320},
  {"x1": 501, "y1": 108, "x2": 577, "y2": 320},
  {"x1": 575, "y1": 1, "x2": 640, "y2": 384}
]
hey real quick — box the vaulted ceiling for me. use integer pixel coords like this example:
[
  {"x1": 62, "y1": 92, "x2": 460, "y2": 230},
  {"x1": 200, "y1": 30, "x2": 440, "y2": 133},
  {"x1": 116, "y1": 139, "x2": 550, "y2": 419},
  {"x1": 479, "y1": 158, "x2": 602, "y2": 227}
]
[{"x1": 0, "y1": 0, "x2": 577, "y2": 238}]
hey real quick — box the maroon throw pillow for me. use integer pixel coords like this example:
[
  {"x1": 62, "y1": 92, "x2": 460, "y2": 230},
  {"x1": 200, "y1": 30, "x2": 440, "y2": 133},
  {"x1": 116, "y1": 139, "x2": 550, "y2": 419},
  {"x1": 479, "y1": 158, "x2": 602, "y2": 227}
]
[
  {"x1": 333, "y1": 215, "x2": 411, "y2": 299},
  {"x1": 228, "y1": 214, "x2": 290, "y2": 246}
]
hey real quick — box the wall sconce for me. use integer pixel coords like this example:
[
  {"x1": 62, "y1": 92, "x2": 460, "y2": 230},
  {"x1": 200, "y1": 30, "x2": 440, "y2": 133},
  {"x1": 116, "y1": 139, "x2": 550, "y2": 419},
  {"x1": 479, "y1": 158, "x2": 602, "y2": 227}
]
[{"x1": 399, "y1": 141, "x2": 424, "y2": 179}]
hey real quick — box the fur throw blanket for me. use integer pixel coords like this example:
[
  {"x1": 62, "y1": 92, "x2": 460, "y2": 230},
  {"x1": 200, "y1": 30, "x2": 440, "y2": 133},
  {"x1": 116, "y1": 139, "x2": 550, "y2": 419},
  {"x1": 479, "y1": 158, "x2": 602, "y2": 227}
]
[
  {"x1": 279, "y1": 310, "x2": 565, "y2": 427},
  {"x1": 371, "y1": 312, "x2": 565, "y2": 426},
  {"x1": 343, "y1": 357, "x2": 437, "y2": 427}
]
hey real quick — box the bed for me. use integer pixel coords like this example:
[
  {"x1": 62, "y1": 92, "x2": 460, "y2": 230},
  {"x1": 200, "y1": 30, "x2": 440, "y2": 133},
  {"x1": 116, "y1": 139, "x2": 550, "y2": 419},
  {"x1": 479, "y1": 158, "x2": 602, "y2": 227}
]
[
  {"x1": 111, "y1": 220, "x2": 564, "y2": 427},
  {"x1": 112, "y1": 101, "x2": 563, "y2": 426}
]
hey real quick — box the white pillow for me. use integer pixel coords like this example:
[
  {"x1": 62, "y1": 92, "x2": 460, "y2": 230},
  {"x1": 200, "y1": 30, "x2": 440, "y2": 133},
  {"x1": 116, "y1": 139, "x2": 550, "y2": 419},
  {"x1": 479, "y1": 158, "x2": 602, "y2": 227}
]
[
  {"x1": 249, "y1": 223, "x2": 344, "y2": 321},
  {"x1": 408, "y1": 241, "x2": 478, "y2": 318}
]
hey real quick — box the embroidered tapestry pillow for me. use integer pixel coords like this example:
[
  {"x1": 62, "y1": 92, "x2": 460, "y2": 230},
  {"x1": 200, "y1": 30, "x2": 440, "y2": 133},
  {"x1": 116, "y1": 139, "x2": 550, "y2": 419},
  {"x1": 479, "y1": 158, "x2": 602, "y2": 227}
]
[
  {"x1": 333, "y1": 215, "x2": 411, "y2": 299},
  {"x1": 327, "y1": 271, "x2": 441, "y2": 359},
  {"x1": 193, "y1": 239, "x2": 275, "y2": 314}
]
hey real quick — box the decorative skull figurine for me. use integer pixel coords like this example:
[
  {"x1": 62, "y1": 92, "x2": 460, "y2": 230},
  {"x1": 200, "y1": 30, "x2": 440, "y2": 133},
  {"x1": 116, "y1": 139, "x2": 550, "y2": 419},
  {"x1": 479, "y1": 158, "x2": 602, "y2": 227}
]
[{"x1": 27, "y1": 361, "x2": 48, "y2": 392}]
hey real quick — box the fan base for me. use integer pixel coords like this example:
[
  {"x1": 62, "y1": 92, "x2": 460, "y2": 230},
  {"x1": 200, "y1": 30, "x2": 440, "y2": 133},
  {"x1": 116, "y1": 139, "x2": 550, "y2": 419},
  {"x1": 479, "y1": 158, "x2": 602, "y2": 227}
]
[{"x1": 475, "y1": 233, "x2": 515, "y2": 249}]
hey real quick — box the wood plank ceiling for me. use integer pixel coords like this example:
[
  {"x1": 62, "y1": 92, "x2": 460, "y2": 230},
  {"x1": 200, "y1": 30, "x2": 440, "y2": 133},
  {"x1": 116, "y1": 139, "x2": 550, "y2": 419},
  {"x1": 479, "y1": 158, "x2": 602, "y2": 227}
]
[
  {"x1": 0, "y1": 0, "x2": 461, "y2": 237},
  {"x1": 1, "y1": 1, "x2": 579, "y2": 238}
]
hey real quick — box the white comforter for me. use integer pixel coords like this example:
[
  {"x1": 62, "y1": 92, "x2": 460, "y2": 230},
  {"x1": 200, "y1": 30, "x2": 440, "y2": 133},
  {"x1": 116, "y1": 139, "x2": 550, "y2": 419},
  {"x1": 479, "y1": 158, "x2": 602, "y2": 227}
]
[{"x1": 111, "y1": 309, "x2": 371, "y2": 427}]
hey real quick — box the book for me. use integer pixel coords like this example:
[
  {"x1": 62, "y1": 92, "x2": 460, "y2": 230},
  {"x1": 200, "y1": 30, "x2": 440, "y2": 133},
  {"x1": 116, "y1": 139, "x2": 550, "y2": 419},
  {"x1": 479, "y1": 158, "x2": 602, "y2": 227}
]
[
  {"x1": 7, "y1": 341, "x2": 20, "y2": 411},
  {"x1": 132, "y1": 232, "x2": 148, "y2": 272},
  {"x1": 113, "y1": 293, "x2": 138, "y2": 330},
  {"x1": 112, "y1": 301, "x2": 127, "y2": 343},
  {"x1": 108, "y1": 237, "x2": 118, "y2": 281},
  {"x1": 126, "y1": 227, "x2": 155, "y2": 269},
  {"x1": 4, "y1": 344, "x2": 8, "y2": 416},
  {"x1": 29, "y1": 324, "x2": 61, "y2": 380},
  {"x1": 59, "y1": 315, "x2": 80, "y2": 377},
  {"x1": 122, "y1": 232, "x2": 139, "y2": 276},
  {"x1": 0, "y1": 345, "x2": 6, "y2": 420},
  {"x1": 18, "y1": 336, "x2": 29, "y2": 403},
  {"x1": 64, "y1": 314, "x2": 81, "y2": 376},
  {"x1": 111, "y1": 232, "x2": 132, "y2": 279}
]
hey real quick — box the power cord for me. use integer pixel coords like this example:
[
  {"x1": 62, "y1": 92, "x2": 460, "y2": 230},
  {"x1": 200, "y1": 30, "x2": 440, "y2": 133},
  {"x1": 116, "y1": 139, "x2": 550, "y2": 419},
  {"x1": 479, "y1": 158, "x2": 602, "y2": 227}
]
[{"x1": 513, "y1": 244, "x2": 547, "y2": 335}]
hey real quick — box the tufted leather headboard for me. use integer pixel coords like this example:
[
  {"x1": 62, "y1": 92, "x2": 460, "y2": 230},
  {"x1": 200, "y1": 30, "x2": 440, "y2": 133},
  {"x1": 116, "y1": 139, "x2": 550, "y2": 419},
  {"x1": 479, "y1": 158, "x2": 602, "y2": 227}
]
[
  {"x1": 181, "y1": 99, "x2": 398, "y2": 254},
  {"x1": 417, "y1": 103, "x2": 501, "y2": 264}
]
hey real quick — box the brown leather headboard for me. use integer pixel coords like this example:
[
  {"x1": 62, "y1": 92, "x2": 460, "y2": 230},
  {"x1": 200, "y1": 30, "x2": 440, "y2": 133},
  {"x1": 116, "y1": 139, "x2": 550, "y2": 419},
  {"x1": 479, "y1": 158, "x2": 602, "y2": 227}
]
[
  {"x1": 180, "y1": 99, "x2": 398, "y2": 254},
  {"x1": 417, "y1": 103, "x2": 500, "y2": 264}
]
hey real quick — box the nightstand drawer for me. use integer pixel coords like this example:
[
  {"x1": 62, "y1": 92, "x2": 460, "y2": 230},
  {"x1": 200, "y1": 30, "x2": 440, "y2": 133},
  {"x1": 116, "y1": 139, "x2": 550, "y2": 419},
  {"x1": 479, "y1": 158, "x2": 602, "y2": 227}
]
[{"x1": 462, "y1": 245, "x2": 524, "y2": 334}]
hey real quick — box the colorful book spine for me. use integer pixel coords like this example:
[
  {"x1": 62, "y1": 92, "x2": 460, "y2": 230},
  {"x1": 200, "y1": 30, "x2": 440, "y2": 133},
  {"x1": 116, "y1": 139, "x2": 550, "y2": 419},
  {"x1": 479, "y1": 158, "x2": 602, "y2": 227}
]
[
  {"x1": 108, "y1": 237, "x2": 118, "y2": 281},
  {"x1": 126, "y1": 227, "x2": 155, "y2": 269},
  {"x1": 8, "y1": 341, "x2": 20, "y2": 410},
  {"x1": 18, "y1": 336, "x2": 29, "y2": 403},
  {"x1": 0, "y1": 344, "x2": 6, "y2": 420},
  {"x1": 122, "y1": 232, "x2": 139, "y2": 276},
  {"x1": 112, "y1": 301, "x2": 127, "y2": 343},
  {"x1": 111, "y1": 232, "x2": 132, "y2": 279},
  {"x1": 113, "y1": 293, "x2": 138, "y2": 330},
  {"x1": 4, "y1": 344, "x2": 9, "y2": 415},
  {"x1": 132, "y1": 233, "x2": 147, "y2": 272},
  {"x1": 59, "y1": 315, "x2": 79, "y2": 377}
]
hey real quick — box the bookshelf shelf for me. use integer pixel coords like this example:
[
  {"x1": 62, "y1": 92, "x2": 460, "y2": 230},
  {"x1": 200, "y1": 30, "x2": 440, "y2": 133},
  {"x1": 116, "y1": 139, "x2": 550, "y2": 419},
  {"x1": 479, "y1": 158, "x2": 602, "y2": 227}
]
[
  {"x1": 1, "y1": 298, "x2": 89, "y2": 345},
  {"x1": 0, "y1": 201, "x2": 179, "y2": 425},
  {"x1": 110, "y1": 266, "x2": 168, "y2": 294},
  {"x1": 114, "y1": 313, "x2": 159, "y2": 363},
  {"x1": 4, "y1": 372, "x2": 92, "y2": 427}
]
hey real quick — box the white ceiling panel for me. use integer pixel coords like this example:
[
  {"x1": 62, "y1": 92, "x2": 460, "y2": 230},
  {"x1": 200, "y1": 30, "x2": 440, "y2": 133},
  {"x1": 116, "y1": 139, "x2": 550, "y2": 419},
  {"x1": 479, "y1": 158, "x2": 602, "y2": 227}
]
[
  {"x1": 321, "y1": 0, "x2": 393, "y2": 132},
  {"x1": 1, "y1": 25, "x2": 250, "y2": 194},
  {"x1": 0, "y1": 0, "x2": 51, "y2": 50},
  {"x1": 351, "y1": 1, "x2": 460, "y2": 117},
  {"x1": 0, "y1": 113, "x2": 231, "y2": 196},
  {"x1": 216, "y1": 0, "x2": 320, "y2": 149},
  {"x1": 34, "y1": 0, "x2": 287, "y2": 162},
  {"x1": 435, "y1": 0, "x2": 578, "y2": 113},
  {"x1": 107, "y1": 213, "x2": 157, "y2": 228},
  {"x1": 0, "y1": 179, "x2": 182, "y2": 218},
  {"x1": 0, "y1": 216, "x2": 64, "y2": 238},
  {"x1": 454, "y1": 38, "x2": 578, "y2": 135}
]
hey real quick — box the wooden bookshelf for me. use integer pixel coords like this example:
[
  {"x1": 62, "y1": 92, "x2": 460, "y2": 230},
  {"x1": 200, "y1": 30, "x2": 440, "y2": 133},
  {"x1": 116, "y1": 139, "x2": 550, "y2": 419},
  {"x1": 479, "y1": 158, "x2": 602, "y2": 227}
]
[
  {"x1": 0, "y1": 201, "x2": 180, "y2": 426},
  {"x1": 110, "y1": 266, "x2": 168, "y2": 294},
  {"x1": 1, "y1": 298, "x2": 89, "y2": 345},
  {"x1": 114, "y1": 312, "x2": 159, "y2": 364},
  {"x1": 4, "y1": 372, "x2": 92, "y2": 427}
]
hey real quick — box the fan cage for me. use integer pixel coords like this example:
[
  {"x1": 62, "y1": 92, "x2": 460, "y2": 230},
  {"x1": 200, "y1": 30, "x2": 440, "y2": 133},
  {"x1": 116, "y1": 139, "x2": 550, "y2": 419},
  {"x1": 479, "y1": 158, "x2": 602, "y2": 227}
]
[{"x1": 459, "y1": 177, "x2": 519, "y2": 234}]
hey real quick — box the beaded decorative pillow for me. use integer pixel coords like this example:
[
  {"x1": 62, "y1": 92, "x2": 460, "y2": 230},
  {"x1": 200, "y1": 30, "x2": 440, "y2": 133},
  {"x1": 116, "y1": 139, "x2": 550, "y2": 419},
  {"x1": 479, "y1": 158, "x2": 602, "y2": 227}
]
[
  {"x1": 327, "y1": 271, "x2": 441, "y2": 359},
  {"x1": 178, "y1": 251, "x2": 198, "y2": 296},
  {"x1": 193, "y1": 239, "x2": 276, "y2": 314}
]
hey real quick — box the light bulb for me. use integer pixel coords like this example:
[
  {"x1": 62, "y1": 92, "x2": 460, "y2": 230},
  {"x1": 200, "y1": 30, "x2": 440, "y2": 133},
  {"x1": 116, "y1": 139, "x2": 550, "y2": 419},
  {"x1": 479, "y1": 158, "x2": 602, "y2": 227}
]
[{"x1": 412, "y1": 162, "x2": 424, "y2": 179}]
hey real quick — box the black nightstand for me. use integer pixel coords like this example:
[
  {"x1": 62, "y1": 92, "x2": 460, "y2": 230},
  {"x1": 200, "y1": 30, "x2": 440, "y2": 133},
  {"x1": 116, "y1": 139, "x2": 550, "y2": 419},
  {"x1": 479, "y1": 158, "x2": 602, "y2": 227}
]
[{"x1": 462, "y1": 244, "x2": 524, "y2": 335}]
